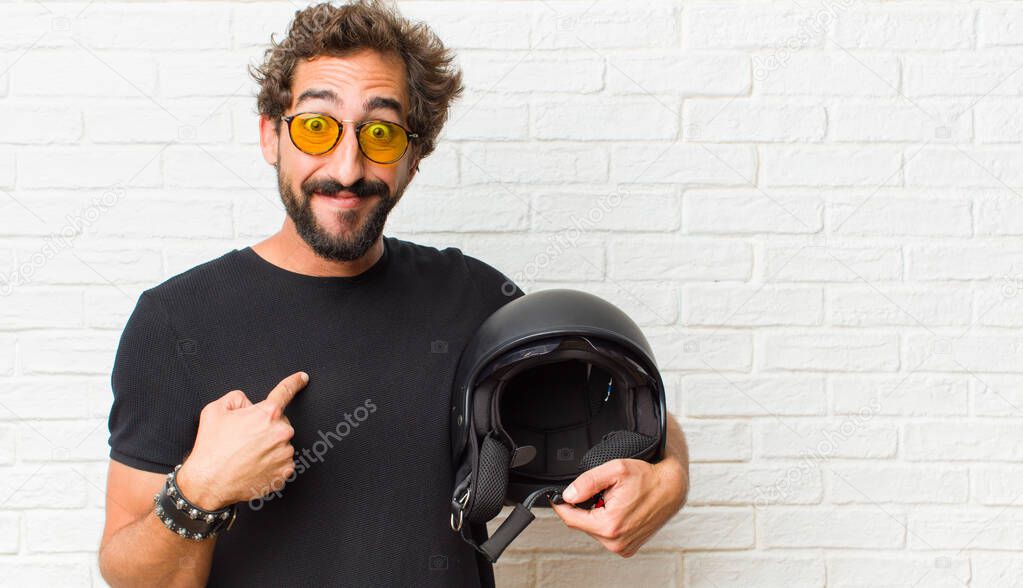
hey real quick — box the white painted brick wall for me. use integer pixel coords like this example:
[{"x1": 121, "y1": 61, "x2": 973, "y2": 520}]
[{"x1": 2, "y1": 0, "x2": 1023, "y2": 586}]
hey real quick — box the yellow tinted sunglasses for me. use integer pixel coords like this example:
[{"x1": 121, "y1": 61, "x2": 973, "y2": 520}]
[{"x1": 282, "y1": 112, "x2": 419, "y2": 164}]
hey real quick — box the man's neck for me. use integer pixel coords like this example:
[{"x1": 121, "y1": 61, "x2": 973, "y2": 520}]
[{"x1": 250, "y1": 224, "x2": 384, "y2": 278}]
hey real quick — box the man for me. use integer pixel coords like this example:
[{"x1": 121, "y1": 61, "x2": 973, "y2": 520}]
[{"x1": 98, "y1": 1, "x2": 689, "y2": 586}]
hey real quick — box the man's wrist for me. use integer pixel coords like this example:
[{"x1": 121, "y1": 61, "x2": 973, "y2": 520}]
[{"x1": 176, "y1": 462, "x2": 229, "y2": 511}]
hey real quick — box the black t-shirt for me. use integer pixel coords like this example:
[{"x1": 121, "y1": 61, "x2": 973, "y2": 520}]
[{"x1": 107, "y1": 235, "x2": 524, "y2": 587}]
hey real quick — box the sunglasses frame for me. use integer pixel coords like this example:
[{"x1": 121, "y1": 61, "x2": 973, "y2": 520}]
[{"x1": 281, "y1": 112, "x2": 420, "y2": 164}]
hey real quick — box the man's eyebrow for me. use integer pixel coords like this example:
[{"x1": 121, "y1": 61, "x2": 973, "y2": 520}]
[{"x1": 294, "y1": 89, "x2": 405, "y2": 118}]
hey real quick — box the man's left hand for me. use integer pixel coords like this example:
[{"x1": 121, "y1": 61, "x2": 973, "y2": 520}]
[{"x1": 550, "y1": 454, "x2": 688, "y2": 558}]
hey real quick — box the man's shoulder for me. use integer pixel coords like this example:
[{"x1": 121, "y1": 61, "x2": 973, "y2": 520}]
[
  {"x1": 386, "y1": 236, "x2": 515, "y2": 287},
  {"x1": 142, "y1": 247, "x2": 246, "y2": 307}
]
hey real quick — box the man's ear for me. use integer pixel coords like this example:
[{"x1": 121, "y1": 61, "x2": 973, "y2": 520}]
[
  {"x1": 407, "y1": 153, "x2": 421, "y2": 184},
  {"x1": 259, "y1": 115, "x2": 281, "y2": 167}
]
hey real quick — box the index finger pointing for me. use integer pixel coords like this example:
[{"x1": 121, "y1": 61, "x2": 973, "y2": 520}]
[{"x1": 259, "y1": 371, "x2": 309, "y2": 416}]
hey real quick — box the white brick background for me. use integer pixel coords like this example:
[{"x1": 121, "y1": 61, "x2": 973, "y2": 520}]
[{"x1": 2, "y1": 0, "x2": 1023, "y2": 586}]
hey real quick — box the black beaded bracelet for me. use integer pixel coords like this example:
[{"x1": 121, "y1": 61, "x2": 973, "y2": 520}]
[{"x1": 152, "y1": 464, "x2": 238, "y2": 541}]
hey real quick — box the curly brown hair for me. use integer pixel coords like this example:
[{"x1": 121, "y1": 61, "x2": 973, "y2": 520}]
[{"x1": 249, "y1": 0, "x2": 464, "y2": 162}]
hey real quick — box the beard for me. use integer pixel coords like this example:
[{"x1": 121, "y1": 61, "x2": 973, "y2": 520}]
[{"x1": 277, "y1": 168, "x2": 402, "y2": 262}]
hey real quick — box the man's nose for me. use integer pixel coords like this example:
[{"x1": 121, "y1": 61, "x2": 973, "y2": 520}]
[{"x1": 323, "y1": 122, "x2": 366, "y2": 187}]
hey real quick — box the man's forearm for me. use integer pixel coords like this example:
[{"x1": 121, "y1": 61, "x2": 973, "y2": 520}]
[
  {"x1": 100, "y1": 508, "x2": 218, "y2": 588},
  {"x1": 659, "y1": 411, "x2": 690, "y2": 506}
]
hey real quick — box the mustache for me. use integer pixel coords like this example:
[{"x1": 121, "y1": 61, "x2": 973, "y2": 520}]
[{"x1": 301, "y1": 178, "x2": 389, "y2": 200}]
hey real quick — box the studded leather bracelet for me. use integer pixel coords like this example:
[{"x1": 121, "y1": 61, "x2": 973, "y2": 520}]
[{"x1": 152, "y1": 464, "x2": 238, "y2": 541}]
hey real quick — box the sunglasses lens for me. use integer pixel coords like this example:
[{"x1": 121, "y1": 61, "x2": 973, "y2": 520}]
[
  {"x1": 290, "y1": 113, "x2": 340, "y2": 155},
  {"x1": 359, "y1": 121, "x2": 409, "y2": 164}
]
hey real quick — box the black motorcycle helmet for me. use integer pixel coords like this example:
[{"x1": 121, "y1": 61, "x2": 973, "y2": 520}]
[{"x1": 449, "y1": 289, "x2": 667, "y2": 562}]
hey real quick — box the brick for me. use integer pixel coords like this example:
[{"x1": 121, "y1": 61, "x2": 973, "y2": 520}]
[
  {"x1": 689, "y1": 463, "x2": 822, "y2": 505},
  {"x1": 905, "y1": 333, "x2": 1023, "y2": 374},
  {"x1": 441, "y1": 98, "x2": 528, "y2": 141},
  {"x1": 0, "y1": 465, "x2": 89, "y2": 508},
  {"x1": 906, "y1": 147, "x2": 1023, "y2": 187},
  {"x1": 681, "y1": 420, "x2": 751, "y2": 462},
  {"x1": 828, "y1": 556, "x2": 969, "y2": 588},
  {"x1": 685, "y1": 554, "x2": 825, "y2": 588},
  {"x1": 761, "y1": 146, "x2": 902, "y2": 187},
  {"x1": 232, "y1": 2, "x2": 300, "y2": 47},
  {"x1": 644, "y1": 508, "x2": 755, "y2": 550},
  {"x1": 75, "y1": 4, "x2": 231, "y2": 49},
  {"x1": 761, "y1": 332, "x2": 899, "y2": 372},
  {"x1": 10, "y1": 245, "x2": 162, "y2": 287},
  {"x1": 0, "y1": 514, "x2": 16, "y2": 553},
  {"x1": 832, "y1": 375, "x2": 968, "y2": 417},
  {"x1": 684, "y1": 189, "x2": 823, "y2": 234},
  {"x1": 0, "y1": 288, "x2": 82, "y2": 329},
  {"x1": 391, "y1": 188, "x2": 528, "y2": 233},
  {"x1": 973, "y1": 556, "x2": 1023, "y2": 587},
  {"x1": 764, "y1": 242, "x2": 902, "y2": 282},
  {"x1": 18, "y1": 332, "x2": 119, "y2": 376},
  {"x1": 401, "y1": 2, "x2": 535, "y2": 50},
  {"x1": 533, "y1": 2, "x2": 679, "y2": 49},
  {"x1": 975, "y1": 190, "x2": 1023, "y2": 234},
  {"x1": 461, "y1": 143, "x2": 608, "y2": 185},
  {"x1": 0, "y1": 102, "x2": 82, "y2": 144},
  {"x1": 458, "y1": 52, "x2": 603, "y2": 94},
  {"x1": 683, "y1": 375, "x2": 826, "y2": 417},
  {"x1": 755, "y1": 420, "x2": 898, "y2": 459},
  {"x1": 973, "y1": 466, "x2": 1023, "y2": 505},
  {"x1": 532, "y1": 281, "x2": 679, "y2": 327},
  {"x1": 828, "y1": 194, "x2": 971, "y2": 237},
  {"x1": 611, "y1": 144, "x2": 756, "y2": 186},
  {"x1": 538, "y1": 555, "x2": 679, "y2": 586},
  {"x1": 15, "y1": 50, "x2": 157, "y2": 97},
  {"x1": 0, "y1": 335, "x2": 13, "y2": 377},
  {"x1": 0, "y1": 148, "x2": 13, "y2": 188},
  {"x1": 905, "y1": 421, "x2": 1023, "y2": 461},
  {"x1": 973, "y1": 375, "x2": 1023, "y2": 417},
  {"x1": 908, "y1": 244, "x2": 1023, "y2": 280},
  {"x1": 828, "y1": 285, "x2": 972, "y2": 326},
  {"x1": 685, "y1": 5, "x2": 825, "y2": 49},
  {"x1": 83, "y1": 192, "x2": 233, "y2": 239},
  {"x1": 606, "y1": 53, "x2": 750, "y2": 96},
  {"x1": 531, "y1": 189, "x2": 680, "y2": 233},
  {"x1": 829, "y1": 99, "x2": 972, "y2": 143},
  {"x1": 534, "y1": 96, "x2": 678, "y2": 141},
  {"x1": 975, "y1": 287, "x2": 1023, "y2": 327},
  {"x1": 164, "y1": 145, "x2": 276, "y2": 190},
  {"x1": 760, "y1": 508, "x2": 905, "y2": 549},
  {"x1": 756, "y1": 53, "x2": 899, "y2": 96},
  {"x1": 0, "y1": 379, "x2": 99, "y2": 421},
  {"x1": 0, "y1": 426, "x2": 12, "y2": 465},
  {"x1": 905, "y1": 54, "x2": 1023, "y2": 96},
  {"x1": 910, "y1": 510, "x2": 1023, "y2": 550},
  {"x1": 683, "y1": 284, "x2": 823, "y2": 326},
  {"x1": 459, "y1": 235, "x2": 605, "y2": 283},
  {"x1": 610, "y1": 238, "x2": 753, "y2": 281},
  {"x1": 18, "y1": 147, "x2": 162, "y2": 188},
  {"x1": 84, "y1": 99, "x2": 231, "y2": 144},
  {"x1": 25, "y1": 509, "x2": 105, "y2": 553},
  {"x1": 0, "y1": 560, "x2": 89, "y2": 586},
  {"x1": 833, "y1": 9, "x2": 974, "y2": 49},
  {"x1": 684, "y1": 99, "x2": 826, "y2": 142},
  {"x1": 829, "y1": 466, "x2": 968, "y2": 504},
  {"x1": 979, "y1": 6, "x2": 1023, "y2": 47},
  {"x1": 647, "y1": 329, "x2": 752, "y2": 372},
  {"x1": 158, "y1": 52, "x2": 254, "y2": 98},
  {"x1": 492, "y1": 557, "x2": 532, "y2": 587}
]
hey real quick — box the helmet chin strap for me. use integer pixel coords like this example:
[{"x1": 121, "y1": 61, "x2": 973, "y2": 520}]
[{"x1": 460, "y1": 430, "x2": 656, "y2": 563}]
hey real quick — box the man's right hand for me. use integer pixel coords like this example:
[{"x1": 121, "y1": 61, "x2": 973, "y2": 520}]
[{"x1": 175, "y1": 371, "x2": 310, "y2": 510}]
